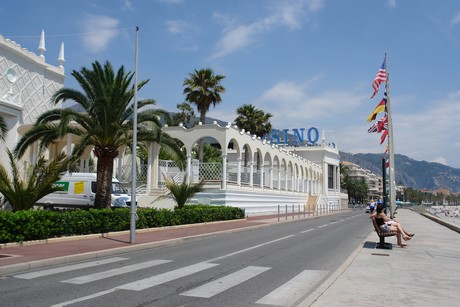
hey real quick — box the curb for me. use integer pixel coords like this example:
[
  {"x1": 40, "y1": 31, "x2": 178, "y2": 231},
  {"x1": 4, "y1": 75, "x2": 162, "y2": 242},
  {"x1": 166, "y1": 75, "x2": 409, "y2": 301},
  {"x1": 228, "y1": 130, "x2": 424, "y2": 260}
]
[{"x1": 419, "y1": 212, "x2": 460, "y2": 233}]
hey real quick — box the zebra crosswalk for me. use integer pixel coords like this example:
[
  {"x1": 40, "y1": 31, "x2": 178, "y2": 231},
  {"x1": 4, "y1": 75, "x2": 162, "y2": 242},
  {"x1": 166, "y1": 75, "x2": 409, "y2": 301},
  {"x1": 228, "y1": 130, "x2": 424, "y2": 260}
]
[{"x1": 14, "y1": 257, "x2": 329, "y2": 306}]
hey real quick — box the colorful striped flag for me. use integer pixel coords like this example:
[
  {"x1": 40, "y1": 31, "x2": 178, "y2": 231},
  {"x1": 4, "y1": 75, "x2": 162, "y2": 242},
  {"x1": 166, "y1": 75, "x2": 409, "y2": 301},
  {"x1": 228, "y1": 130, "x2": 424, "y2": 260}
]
[
  {"x1": 371, "y1": 57, "x2": 387, "y2": 99},
  {"x1": 367, "y1": 92, "x2": 387, "y2": 122}
]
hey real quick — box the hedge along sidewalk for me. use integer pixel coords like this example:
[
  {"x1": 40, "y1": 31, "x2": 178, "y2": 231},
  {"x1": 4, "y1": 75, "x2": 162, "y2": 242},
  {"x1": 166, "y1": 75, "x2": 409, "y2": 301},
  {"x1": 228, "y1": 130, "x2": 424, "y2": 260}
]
[{"x1": 0, "y1": 205, "x2": 245, "y2": 244}]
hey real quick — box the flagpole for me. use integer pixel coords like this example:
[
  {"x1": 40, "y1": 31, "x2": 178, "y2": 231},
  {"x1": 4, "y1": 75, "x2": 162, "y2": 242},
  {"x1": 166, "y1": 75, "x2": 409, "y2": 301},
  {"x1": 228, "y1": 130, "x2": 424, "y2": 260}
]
[
  {"x1": 130, "y1": 26, "x2": 139, "y2": 243},
  {"x1": 384, "y1": 52, "x2": 397, "y2": 218}
]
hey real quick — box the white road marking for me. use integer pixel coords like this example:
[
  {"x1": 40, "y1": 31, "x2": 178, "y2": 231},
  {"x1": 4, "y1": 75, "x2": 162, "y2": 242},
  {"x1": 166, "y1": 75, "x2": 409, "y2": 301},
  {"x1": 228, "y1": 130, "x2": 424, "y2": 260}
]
[
  {"x1": 206, "y1": 235, "x2": 295, "y2": 262},
  {"x1": 62, "y1": 259, "x2": 172, "y2": 284},
  {"x1": 50, "y1": 289, "x2": 118, "y2": 307},
  {"x1": 116, "y1": 262, "x2": 219, "y2": 291},
  {"x1": 181, "y1": 266, "x2": 270, "y2": 298},
  {"x1": 255, "y1": 270, "x2": 328, "y2": 306},
  {"x1": 14, "y1": 257, "x2": 128, "y2": 279},
  {"x1": 301, "y1": 228, "x2": 314, "y2": 233},
  {"x1": 52, "y1": 262, "x2": 219, "y2": 306},
  {"x1": 318, "y1": 224, "x2": 329, "y2": 228}
]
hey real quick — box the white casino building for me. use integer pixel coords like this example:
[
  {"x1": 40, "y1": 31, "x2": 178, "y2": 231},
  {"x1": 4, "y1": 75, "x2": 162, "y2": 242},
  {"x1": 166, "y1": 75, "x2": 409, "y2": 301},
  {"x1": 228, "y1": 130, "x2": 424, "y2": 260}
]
[{"x1": 1, "y1": 32, "x2": 346, "y2": 215}]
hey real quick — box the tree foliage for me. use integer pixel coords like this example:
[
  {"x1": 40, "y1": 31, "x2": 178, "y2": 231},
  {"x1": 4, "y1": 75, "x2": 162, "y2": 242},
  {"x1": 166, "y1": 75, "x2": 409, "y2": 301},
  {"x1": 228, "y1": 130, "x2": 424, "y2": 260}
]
[
  {"x1": 14, "y1": 61, "x2": 183, "y2": 208},
  {"x1": 183, "y1": 68, "x2": 225, "y2": 162},
  {"x1": 0, "y1": 115, "x2": 7, "y2": 141},
  {"x1": 158, "y1": 175, "x2": 205, "y2": 209},
  {"x1": 0, "y1": 150, "x2": 70, "y2": 211}
]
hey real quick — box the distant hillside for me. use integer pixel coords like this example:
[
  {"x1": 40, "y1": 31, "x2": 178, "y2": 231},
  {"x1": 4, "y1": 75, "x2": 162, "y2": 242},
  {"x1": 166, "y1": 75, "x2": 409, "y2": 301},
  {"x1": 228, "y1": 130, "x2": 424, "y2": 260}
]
[{"x1": 340, "y1": 152, "x2": 460, "y2": 192}]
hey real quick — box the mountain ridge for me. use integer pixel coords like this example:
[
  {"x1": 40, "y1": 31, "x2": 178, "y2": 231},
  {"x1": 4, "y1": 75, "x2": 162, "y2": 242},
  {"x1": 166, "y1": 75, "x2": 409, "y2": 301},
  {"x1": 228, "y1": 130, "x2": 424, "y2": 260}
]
[{"x1": 339, "y1": 152, "x2": 460, "y2": 192}]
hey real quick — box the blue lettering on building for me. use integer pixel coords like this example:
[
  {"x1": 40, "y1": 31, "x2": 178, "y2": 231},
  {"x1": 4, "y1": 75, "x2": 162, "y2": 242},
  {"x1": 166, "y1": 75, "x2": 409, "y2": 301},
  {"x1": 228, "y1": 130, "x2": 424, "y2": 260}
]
[{"x1": 268, "y1": 127, "x2": 319, "y2": 145}]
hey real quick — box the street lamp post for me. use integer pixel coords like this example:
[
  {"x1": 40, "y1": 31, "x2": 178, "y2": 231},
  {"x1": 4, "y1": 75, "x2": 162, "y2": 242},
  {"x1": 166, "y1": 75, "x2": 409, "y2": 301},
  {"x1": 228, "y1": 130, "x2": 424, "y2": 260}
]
[{"x1": 130, "y1": 26, "x2": 139, "y2": 243}]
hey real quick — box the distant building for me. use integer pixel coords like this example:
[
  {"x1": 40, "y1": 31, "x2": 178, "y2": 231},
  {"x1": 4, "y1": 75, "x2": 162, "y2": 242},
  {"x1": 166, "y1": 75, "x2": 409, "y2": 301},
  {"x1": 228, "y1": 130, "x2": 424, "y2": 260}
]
[{"x1": 341, "y1": 161, "x2": 383, "y2": 201}]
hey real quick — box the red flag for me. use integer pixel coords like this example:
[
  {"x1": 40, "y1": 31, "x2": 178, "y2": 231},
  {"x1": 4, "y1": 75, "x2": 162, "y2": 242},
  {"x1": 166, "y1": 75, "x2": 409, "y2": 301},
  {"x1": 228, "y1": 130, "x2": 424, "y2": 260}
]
[
  {"x1": 371, "y1": 57, "x2": 387, "y2": 99},
  {"x1": 380, "y1": 130, "x2": 388, "y2": 145},
  {"x1": 377, "y1": 114, "x2": 388, "y2": 133}
]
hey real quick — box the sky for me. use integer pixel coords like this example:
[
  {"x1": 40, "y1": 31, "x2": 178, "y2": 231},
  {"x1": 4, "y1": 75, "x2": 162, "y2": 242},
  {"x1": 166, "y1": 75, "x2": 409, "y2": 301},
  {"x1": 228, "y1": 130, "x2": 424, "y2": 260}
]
[{"x1": 1, "y1": 0, "x2": 460, "y2": 168}]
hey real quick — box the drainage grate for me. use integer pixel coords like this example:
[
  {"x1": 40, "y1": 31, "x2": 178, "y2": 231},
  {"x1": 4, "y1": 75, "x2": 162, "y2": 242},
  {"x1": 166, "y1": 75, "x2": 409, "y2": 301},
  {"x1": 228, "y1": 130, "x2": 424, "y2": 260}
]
[{"x1": 371, "y1": 253, "x2": 390, "y2": 256}]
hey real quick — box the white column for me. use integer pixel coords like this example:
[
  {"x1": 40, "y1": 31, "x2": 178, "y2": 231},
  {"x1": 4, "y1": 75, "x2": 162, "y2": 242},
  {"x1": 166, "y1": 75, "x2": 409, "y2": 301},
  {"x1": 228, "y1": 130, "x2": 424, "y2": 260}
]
[
  {"x1": 269, "y1": 167, "x2": 274, "y2": 190},
  {"x1": 237, "y1": 157, "x2": 242, "y2": 186},
  {"x1": 260, "y1": 164, "x2": 264, "y2": 188},
  {"x1": 222, "y1": 154, "x2": 227, "y2": 189},
  {"x1": 278, "y1": 168, "x2": 281, "y2": 190},
  {"x1": 187, "y1": 154, "x2": 192, "y2": 183},
  {"x1": 66, "y1": 134, "x2": 72, "y2": 157},
  {"x1": 249, "y1": 161, "x2": 254, "y2": 187},
  {"x1": 151, "y1": 143, "x2": 160, "y2": 189},
  {"x1": 146, "y1": 143, "x2": 153, "y2": 194},
  {"x1": 285, "y1": 170, "x2": 288, "y2": 190}
]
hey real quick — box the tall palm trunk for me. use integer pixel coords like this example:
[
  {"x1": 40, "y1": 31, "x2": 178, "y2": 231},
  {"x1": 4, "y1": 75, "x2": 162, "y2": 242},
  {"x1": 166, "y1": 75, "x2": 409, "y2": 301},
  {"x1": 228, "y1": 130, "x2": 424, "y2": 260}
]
[
  {"x1": 94, "y1": 146, "x2": 119, "y2": 208},
  {"x1": 198, "y1": 110, "x2": 206, "y2": 163}
]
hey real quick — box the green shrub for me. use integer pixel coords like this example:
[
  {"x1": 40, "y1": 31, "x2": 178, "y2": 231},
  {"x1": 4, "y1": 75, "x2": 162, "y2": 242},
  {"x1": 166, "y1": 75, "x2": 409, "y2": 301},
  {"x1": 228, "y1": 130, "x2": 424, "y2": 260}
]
[{"x1": 0, "y1": 205, "x2": 245, "y2": 244}]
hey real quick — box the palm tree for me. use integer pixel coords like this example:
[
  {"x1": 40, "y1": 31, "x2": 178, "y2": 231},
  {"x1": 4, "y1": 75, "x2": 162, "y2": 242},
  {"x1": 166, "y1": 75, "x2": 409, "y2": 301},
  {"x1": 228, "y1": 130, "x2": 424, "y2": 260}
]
[
  {"x1": 183, "y1": 68, "x2": 225, "y2": 162},
  {"x1": 158, "y1": 175, "x2": 205, "y2": 209},
  {"x1": 0, "y1": 115, "x2": 7, "y2": 141},
  {"x1": 0, "y1": 150, "x2": 70, "y2": 211},
  {"x1": 234, "y1": 104, "x2": 273, "y2": 168},
  {"x1": 235, "y1": 104, "x2": 272, "y2": 138},
  {"x1": 14, "y1": 61, "x2": 183, "y2": 208}
]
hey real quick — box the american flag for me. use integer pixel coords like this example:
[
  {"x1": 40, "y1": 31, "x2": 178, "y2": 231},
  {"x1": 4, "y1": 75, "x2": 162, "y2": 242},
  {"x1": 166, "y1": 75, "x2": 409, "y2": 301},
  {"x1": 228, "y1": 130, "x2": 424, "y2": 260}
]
[{"x1": 371, "y1": 57, "x2": 387, "y2": 99}]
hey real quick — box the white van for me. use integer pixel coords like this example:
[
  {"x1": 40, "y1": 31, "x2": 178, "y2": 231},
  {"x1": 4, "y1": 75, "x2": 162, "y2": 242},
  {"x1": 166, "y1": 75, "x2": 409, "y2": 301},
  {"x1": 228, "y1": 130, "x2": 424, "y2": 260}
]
[{"x1": 36, "y1": 173, "x2": 134, "y2": 209}]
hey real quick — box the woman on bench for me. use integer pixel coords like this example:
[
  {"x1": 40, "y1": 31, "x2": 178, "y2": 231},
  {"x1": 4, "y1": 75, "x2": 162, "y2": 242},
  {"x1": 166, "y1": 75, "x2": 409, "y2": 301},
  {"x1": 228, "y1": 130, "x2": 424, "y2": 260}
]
[{"x1": 372, "y1": 203, "x2": 415, "y2": 248}]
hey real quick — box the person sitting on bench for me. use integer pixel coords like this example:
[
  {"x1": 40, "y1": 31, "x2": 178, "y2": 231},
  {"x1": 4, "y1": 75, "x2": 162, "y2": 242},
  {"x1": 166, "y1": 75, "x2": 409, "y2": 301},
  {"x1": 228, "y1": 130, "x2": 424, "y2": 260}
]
[{"x1": 371, "y1": 203, "x2": 415, "y2": 248}]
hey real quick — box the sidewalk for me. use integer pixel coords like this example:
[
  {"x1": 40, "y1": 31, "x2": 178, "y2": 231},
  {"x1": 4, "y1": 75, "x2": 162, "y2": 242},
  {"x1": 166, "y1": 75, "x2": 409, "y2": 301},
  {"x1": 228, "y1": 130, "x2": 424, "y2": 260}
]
[
  {"x1": 1, "y1": 209, "x2": 459, "y2": 306},
  {"x1": 304, "y1": 209, "x2": 460, "y2": 307}
]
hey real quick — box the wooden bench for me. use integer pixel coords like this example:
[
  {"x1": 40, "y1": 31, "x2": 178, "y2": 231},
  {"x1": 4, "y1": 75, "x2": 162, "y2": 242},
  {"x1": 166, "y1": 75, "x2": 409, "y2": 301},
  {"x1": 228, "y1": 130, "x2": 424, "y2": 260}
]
[{"x1": 371, "y1": 216, "x2": 398, "y2": 248}]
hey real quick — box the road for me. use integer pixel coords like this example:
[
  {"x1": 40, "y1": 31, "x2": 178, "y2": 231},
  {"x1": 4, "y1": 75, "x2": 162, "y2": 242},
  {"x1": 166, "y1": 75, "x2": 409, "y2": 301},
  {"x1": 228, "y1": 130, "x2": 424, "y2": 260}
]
[{"x1": 1, "y1": 211, "x2": 371, "y2": 307}]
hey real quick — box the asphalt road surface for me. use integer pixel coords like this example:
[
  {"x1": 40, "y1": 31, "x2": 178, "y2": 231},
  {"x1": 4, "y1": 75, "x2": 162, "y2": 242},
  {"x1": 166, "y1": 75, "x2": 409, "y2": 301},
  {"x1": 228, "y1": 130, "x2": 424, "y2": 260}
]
[{"x1": 1, "y1": 211, "x2": 371, "y2": 307}]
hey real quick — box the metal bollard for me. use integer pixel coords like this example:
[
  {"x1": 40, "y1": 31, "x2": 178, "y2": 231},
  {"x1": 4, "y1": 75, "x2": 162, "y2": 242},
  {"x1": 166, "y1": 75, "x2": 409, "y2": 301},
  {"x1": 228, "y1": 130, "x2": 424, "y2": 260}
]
[
  {"x1": 285, "y1": 204, "x2": 288, "y2": 220},
  {"x1": 278, "y1": 205, "x2": 280, "y2": 222}
]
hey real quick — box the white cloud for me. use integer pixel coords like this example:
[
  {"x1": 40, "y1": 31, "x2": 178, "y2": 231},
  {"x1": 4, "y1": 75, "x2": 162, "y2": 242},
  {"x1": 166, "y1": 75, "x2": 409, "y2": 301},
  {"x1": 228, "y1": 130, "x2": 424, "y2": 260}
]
[
  {"x1": 122, "y1": 0, "x2": 134, "y2": 11},
  {"x1": 81, "y1": 14, "x2": 119, "y2": 53},
  {"x1": 165, "y1": 20, "x2": 192, "y2": 34},
  {"x1": 431, "y1": 157, "x2": 448, "y2": 165},
  {"x1": 211, "y1": 0, "x2": 324, "y2": 58},
  {"x1": 254, "y1": 79, "x2": 367, "y2": 127},
  {"x1": 451, "y1": 12, "x2": 460, "y2": 26},
  {"x1": 386, "y1": 0, "x2": 396, "y2": 9}
]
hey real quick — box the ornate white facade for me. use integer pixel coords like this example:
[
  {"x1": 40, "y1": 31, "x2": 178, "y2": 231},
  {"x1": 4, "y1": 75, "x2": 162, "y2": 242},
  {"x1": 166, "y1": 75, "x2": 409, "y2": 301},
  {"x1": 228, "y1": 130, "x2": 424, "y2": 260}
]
[{"x1": 0, "y1": 33, "x2": 65, "y2": 166}]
